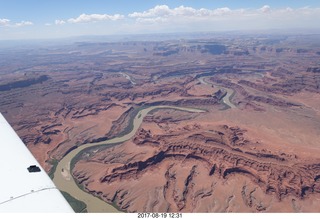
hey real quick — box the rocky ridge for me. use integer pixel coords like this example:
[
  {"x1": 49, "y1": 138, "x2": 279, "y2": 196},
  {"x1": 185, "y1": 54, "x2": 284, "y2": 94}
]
[{"x1": 73, "y1": 123, "x2": 320, "y2": 212}]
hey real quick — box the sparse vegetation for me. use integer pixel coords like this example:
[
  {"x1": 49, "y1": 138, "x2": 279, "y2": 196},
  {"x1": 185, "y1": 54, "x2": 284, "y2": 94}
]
[{"x1": 61, "y1": 191, "x2": 87, "y2": 213}]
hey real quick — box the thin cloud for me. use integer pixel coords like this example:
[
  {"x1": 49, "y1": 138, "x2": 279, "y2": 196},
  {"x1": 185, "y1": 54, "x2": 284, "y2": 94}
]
[
  {"x1": 51, "y1": 5, "x2": 320, "y2": 31},
  {"x1": 128, "y1": 5, "x2": 234, "y2": 19},
  {"x1": 55, "y1": 19, "x2": 66, "y2": 25},
  {"x1": 129, "y1": 5, "x2": 171, "y2": 18},
  {"x1": 67, "y1": 13, "x2": 124, "y2": 23},
  {"x1": 0, "y1": 18, "x2": 33, "y2": 27},
  {"x1": 0, "y1": 18, "x2": 11, "y2": 26},
  {"x1": 14, "y1": 4, "x2": 318, "y2": 40},
  {"x1": 15, "y1": 21, "x2": 33, "y2": 27},
  {"x1": 127, "y1": 4, "x2": 320, "y2": 31},
  {"x1": 259, "y1": 5, "x2": 271, "y2": 13}
]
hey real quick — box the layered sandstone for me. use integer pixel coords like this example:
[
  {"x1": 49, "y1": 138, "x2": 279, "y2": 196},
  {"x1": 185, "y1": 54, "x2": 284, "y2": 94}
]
[{"x1": 0, "y1": 35, "x2": 320, "y2": 212}]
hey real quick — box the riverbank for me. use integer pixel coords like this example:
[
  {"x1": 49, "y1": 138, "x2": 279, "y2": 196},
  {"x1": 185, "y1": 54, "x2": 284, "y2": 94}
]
[{"x1": 53, "y1": 105, "x2": 205, "y2": 212}]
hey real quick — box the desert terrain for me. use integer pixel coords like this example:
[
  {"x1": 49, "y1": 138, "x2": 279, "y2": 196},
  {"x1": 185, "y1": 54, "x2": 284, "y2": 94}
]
[{"x1": 0, "y1": 33, "x2": 320, "y2": 212}]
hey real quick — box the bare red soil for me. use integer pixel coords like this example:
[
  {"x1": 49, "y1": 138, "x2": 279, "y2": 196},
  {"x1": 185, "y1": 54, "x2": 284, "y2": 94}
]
[{"x1": 1, "y1": 34, "x2": 320, "y2": 212}]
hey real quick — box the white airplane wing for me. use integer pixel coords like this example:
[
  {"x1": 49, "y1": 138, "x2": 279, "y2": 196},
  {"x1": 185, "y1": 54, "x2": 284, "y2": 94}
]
[{"x1": 0, "y1": 113, "x2": 73, "y2": 212}]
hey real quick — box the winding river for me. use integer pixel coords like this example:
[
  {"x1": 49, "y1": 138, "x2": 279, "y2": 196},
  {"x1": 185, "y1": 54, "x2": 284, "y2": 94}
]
[
  {"x1": 198, "y1": 76, "x2": 236, "y2": 109},
  {"x1": 119, "y1": 72, "x2": 136, "y2": 85},
  {"x1": 52, "y1": 106, "x2": 205, "y2": 212}
]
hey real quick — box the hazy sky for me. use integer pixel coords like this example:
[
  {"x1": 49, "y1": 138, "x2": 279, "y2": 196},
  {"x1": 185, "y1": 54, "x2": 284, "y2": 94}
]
[{"x1": 1, "y1": 0, "x2": 320, "y2": 40}]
